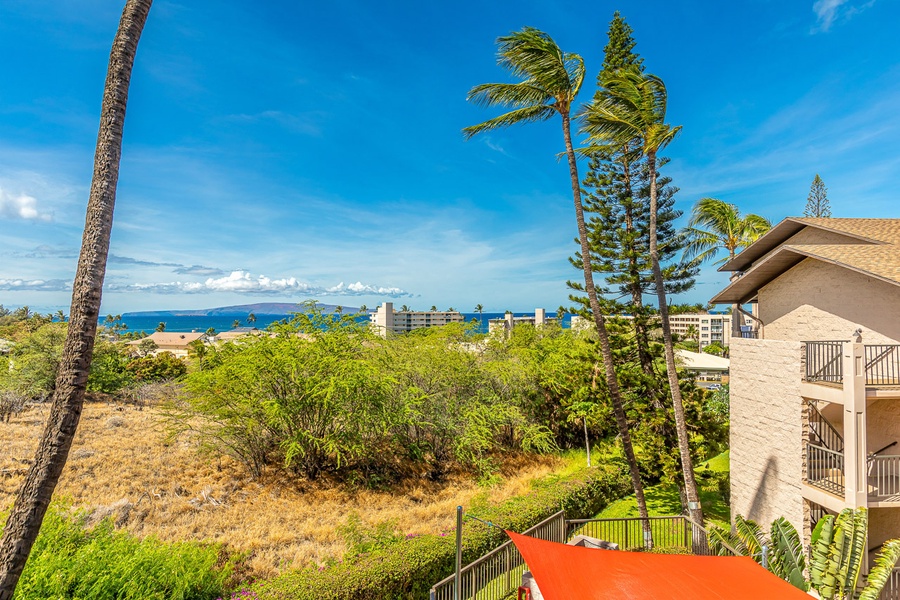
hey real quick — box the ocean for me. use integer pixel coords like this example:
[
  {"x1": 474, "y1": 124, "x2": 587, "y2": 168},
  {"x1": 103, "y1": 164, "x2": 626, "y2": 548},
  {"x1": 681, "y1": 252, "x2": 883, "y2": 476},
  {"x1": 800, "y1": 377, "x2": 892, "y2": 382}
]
[{"x1": 111, "y1": 312, "x2": 574, "y2": 335}]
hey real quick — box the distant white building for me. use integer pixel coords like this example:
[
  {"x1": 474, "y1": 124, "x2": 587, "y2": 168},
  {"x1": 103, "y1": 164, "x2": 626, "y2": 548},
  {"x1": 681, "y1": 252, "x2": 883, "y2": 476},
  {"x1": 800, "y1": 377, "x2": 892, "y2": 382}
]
[
  {"x1": 370, "y1": 302, "x2": 465, "y2": 336},
  {"x1": 488, "y1": 309, "x2": 555, "y2": 334},
  {"x1": 669, "y1": 312, "x2": 751, "y2": 349}
]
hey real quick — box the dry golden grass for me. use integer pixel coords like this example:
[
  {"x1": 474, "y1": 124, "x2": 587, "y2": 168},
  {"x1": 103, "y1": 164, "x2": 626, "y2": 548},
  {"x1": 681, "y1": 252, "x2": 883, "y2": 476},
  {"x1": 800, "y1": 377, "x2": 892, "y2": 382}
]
[{"x1": 0, "y1": 400, "x2": 564, "y2": 578}]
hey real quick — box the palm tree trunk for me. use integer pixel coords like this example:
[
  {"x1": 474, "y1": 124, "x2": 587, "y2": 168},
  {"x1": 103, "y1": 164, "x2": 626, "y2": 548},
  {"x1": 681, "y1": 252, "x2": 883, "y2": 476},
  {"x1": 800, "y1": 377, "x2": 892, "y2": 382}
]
[
  {"x1": 646, "y1": 150, "x2": 703, "y2": 525},
  {"x1": 562, "y1": 113, "x2": 653, "y2": 546},
  {"x1": 0, "y1": 2, "x2": 151, "y2": 596}
]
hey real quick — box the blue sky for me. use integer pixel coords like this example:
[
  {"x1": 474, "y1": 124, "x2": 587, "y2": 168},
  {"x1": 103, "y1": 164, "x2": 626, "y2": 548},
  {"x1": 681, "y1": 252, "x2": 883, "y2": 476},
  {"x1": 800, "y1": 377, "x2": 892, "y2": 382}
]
[{"x1": 1, "y1": 0, "x2": 898, "y2": 314}]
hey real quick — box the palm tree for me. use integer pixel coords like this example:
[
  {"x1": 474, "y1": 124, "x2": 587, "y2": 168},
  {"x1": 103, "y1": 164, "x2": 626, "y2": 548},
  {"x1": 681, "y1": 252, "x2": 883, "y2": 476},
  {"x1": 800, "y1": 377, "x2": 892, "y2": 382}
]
[
  {"x1": 247, "y1": 312, "x2": 257, "y2": 325},
  {"x1": 0, "y1": 1, "x2": 152, "y2": 595},
  {"x1": 155, "y1": 321, "x2": 166, "y2": 332},
  {"x1": 400, "y1": 305, "x2": 410, "y2": 312},
  {"x1": 582, "y1": 68, "x2": 703, "y2": 523},
  {"x1": 430, "y1": 305, "x2": 438, "y2": 311},
  {"x1": 475, "y1": 303, "x2": 484, "y2": 332},
  {"x1": 232, "y1": 319, "x2": 241, "y2": 329},
  {"x1": 464, "y1": 27, "x2": 653, "y2": 542},
  {"x1": 685, "y1": 324, "x2": 699, "y2": 348},
  {"x1": 684, "y1": 197, "x2": 771, "y2": 336}
]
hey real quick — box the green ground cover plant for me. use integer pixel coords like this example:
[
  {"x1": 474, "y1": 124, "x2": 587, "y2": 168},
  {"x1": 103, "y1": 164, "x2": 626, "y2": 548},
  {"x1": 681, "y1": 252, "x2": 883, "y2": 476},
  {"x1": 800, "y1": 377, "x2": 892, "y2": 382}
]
[{"x1": 2, "y1": 505, "x2": 232, "y2": 600}]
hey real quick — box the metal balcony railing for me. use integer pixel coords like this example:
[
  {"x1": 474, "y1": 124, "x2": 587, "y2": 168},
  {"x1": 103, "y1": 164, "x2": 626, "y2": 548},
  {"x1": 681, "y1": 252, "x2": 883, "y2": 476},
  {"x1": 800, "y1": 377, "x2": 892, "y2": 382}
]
[
  {"x1": 806, "y1": 443, "x2": 845, "y2": 496},
  {"x1": 804, "y1": 341, "x2": 844, "y2": 383},
  {"x1": 877, "y1": 567, "x2": 900, "y2": 600},
  {"x1": 803, "y1": 342, "x2": 900, "y2": 386},
  {"x1": 868, "y1": 455, "x2": 900, "y2": 498},
  {"x1": 865, "y1": 345, "x2": 900, "y2": 386},
  {"x1": 808, "y1": 401, "x2": 844, "y2": 453}
]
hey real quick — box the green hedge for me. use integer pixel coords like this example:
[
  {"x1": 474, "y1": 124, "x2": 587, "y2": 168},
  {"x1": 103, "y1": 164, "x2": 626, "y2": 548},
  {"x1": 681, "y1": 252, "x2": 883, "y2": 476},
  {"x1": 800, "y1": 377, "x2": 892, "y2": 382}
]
[{"x1": 253, "y1": 463, "x2": 630, "y2": 600}]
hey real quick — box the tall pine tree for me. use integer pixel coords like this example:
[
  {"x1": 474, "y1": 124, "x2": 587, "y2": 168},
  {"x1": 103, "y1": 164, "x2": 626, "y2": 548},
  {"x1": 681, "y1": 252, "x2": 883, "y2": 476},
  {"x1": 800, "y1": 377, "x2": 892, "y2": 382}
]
[
  {"x1": 569, "y1": 11, "x2": 698, "y2": 504},
  {"x1": 804, "y1": 174, "x2": 831, "y2": 217},
  {"x1": 570, "y1": 11, "x2": 696, "y2": 377}
]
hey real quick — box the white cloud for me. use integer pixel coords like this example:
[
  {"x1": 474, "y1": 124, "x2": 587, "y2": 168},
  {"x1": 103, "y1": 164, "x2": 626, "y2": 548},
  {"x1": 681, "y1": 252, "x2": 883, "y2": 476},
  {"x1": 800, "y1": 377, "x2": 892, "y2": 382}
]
[
  {"x1": 812, "y1": 0, "x2": 874, "y2": 32},
  {"x1": 0, "y1": 189, "x2": 53, "y2": 221},
  {"x1": 327, "y1": 281, "x2": 411, "y2": 296},
  {"x1": 0, "y1": 278, "x2": 69, "y2": 292},
  {"x1": 105, "y1": 270, "x2": 413, "y2": 297}
]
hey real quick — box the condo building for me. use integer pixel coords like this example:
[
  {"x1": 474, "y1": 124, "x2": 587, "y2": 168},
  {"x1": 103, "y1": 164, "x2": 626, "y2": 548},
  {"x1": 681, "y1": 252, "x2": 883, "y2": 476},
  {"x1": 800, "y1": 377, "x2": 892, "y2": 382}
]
[
  {"x1": 370, "y1": 302, "x2": 465, "y2": 336},
  {"x1": 713, "y1": 218, "x2": 900, "y2": 572}
]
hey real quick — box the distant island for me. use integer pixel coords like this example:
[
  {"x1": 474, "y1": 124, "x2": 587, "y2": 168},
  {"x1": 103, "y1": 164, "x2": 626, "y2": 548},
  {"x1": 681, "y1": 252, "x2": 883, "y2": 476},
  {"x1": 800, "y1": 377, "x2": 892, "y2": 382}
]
[{"x1": 122, "y1": 302, "x2": 360, "y2": 318}]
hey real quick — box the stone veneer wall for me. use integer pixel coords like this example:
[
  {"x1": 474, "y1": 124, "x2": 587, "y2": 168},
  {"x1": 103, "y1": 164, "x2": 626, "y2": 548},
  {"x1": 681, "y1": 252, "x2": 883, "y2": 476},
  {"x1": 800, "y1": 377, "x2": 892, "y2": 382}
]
[
  {"x1": 730, "y1": 338, "x2": 805, "y2": 533},
  {"x1": 759, "y1": 258, "x2": 900, "y2": 344}
]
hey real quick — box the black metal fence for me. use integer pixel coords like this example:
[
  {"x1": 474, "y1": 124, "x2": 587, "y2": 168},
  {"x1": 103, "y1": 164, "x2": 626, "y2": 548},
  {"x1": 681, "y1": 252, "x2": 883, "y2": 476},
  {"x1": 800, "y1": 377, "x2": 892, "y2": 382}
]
[
  {"x1": 865, "y1": 345, "x2": 900, "y2": 385},
  {"x1": 804, "y1": 341, "x2": 844, "y2": 383},
  {"x1": 430, "y1": 514, "x2": 729, "y2": 600},
  {"x1": 429, "y1": 511, "x2": 566, "y2": 600},
  {"x1": 805, "y1": 443, "x2": 845, "y2": 496}
]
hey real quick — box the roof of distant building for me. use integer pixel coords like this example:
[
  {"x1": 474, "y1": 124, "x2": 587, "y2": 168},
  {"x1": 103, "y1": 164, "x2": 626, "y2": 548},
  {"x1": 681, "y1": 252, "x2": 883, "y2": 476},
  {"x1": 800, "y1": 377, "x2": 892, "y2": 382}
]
[
  {"x1": 675, "y1": 349, "x2": 730, "y2": 371},
  {"x1": 713, "y1": 218, "x2": 900, "y2": 304},
  {"x1": 126, "y1": 331, "x2": 205, "y2": 346}
]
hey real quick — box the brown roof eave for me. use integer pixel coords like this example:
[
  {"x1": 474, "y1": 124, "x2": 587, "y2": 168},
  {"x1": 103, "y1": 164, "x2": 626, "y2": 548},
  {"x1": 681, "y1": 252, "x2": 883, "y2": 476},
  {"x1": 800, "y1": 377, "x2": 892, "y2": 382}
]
[
  {"x1": 718, "y1": 217, "x2": 887, "y2": 273},
  {"x1": 717, "y1": 218, "x2": 806, "y2": 273},
  {"x1": 710, "y1": 248, "x2": 807, "y2": 304}
]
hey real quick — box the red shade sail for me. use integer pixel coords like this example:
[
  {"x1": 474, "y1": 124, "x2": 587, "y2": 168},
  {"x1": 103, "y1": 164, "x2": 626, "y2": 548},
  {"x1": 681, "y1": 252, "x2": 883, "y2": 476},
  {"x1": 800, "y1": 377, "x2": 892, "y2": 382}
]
[{"x1": 506, "y1": 530, "x2": 812, "y2": 600}]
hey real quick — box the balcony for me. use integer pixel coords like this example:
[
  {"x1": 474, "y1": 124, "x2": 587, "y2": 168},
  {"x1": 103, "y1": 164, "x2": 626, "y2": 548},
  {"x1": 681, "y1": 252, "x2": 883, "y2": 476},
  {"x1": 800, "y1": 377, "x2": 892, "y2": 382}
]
[
  {"x1": 806, "y1": 443, "x2": 845, "y2": 496},
  {"x1": 804, "y1": 445, "x2": 900, "y2": 502},
  {"x1": 804, "y1": 341, "x2": 900, "y2": 387}
]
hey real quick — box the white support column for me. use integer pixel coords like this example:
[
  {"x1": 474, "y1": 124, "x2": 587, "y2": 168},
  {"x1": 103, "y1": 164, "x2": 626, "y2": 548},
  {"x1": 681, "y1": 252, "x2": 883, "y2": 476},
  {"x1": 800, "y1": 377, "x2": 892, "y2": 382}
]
[{"x1": 843, "y1": 343, "x2": 868, "y2": 508}]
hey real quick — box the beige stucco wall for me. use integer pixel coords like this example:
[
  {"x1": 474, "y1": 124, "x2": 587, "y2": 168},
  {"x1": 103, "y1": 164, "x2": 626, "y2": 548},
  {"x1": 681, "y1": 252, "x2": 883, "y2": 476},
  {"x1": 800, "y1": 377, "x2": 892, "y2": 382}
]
[
  {"x1": 759, "y1": 259, "x2": 900, "y2": 344},
  {"x1": 867, "y1": 399, "x2": 900, "y2": 455},
  {"x1": 730, "y1": 338, "x2": 805, "y2": 532},
  {"x1": 869, "y1": 508, "x2": 900, "y2": 555}
]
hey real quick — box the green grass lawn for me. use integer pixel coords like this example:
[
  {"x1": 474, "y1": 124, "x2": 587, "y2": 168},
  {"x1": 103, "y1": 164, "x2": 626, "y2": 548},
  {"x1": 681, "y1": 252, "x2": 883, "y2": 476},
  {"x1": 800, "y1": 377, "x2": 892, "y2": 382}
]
[{"x1": 595, "y1": 450, "x2": 730, "y2": 530}]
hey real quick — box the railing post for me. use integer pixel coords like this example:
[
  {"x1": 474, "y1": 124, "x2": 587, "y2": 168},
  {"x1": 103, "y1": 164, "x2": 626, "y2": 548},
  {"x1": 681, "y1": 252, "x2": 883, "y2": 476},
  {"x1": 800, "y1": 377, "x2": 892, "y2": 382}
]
[
  {"x1": 843, "y1": 343, "x2": 868, "y2": 509},
  {"x1": 455, "y1": 506, "x2": 463, "y2": 600}
]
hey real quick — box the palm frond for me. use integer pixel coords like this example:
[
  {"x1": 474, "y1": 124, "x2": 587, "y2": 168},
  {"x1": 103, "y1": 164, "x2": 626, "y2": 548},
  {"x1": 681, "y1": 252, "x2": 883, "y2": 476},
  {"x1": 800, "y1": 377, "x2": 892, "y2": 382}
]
[
  {"x1": 466, "y1": 82, "x2": 553, "y2": 109},
  {"x1": 707, "y1": 524, "x2": 745, "y2": 557},
  {"x1": 462, "y1": 104, "x2": 556, "y2": 139},
  {"x1": 681, "y1": 227, "x2": 722, "y2": 263},
  {"x1": 769, "y1": 517, "x2": 809, "y2": 591},
  {"x1": 495, "y1": 27, "x2": 583, "y2": 100},
  {"x1": 733, "y1": 515, "x2": 766, "y2": 563},
  {"x1": 810, "y1": 514, "x2": 836, "y2": 591},
  {"x1": 860, "y1": 538, "x2": 900, "y2": 600}
]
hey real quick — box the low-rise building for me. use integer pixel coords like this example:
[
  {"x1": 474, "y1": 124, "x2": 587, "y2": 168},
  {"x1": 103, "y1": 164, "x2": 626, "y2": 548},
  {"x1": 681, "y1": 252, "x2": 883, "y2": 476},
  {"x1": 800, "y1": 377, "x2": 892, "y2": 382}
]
[
  {"x1": 488, "y1": 309, "x2": 555, "y2": 334},
  {"x1": 370, "y1": 302, "x2": 465, "y2": 336},
  {"x1": 126, "y1": 331, "x2": 206, "y2": 358},
  {"x1": 675, "y1": 349, "x2": 730, "y2": 386}
]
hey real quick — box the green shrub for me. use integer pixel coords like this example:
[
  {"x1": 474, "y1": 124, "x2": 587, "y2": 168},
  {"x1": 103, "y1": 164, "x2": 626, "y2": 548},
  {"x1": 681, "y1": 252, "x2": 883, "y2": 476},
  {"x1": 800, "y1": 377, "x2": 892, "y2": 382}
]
[
  {"x1": 252, "y1": 463, "x2": 630, "y2": 600},
  {"x1": 4, "y1": 505, "x2": 231, "y2": 600}
]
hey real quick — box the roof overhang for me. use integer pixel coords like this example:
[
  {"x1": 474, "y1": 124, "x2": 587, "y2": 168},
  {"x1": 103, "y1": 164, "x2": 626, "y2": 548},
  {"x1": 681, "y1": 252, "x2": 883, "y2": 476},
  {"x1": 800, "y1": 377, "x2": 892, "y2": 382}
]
[
  {"x1": 719, "y1": 217, "x2": 884, "y2": 273},
  {"x1": 711, "y1": 247, "x2": 807, "y2": 304},
  {"x1": 712, "y1": 245, "x2": 900, "y2": 305}
]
